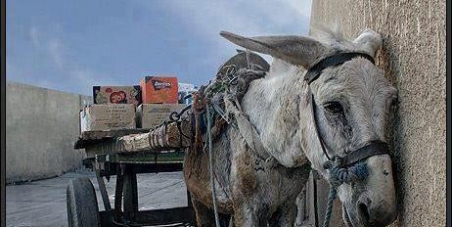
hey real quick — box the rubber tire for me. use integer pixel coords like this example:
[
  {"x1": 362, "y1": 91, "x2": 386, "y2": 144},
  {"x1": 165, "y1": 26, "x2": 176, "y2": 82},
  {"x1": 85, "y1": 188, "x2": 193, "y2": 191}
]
[{"x1": 67, "y1": 177, "x2": 100, "y2": 227}]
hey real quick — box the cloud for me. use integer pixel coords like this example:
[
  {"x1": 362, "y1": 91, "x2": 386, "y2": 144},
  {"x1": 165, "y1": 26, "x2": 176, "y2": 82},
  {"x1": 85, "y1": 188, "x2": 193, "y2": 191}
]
[
  {"x1": 47, "y1": 38, "x2": 64, "y2": 68},
  {"x1": 15, "y1": 25, "x2": 109, "y2": 95},
  {"x1": 148, "y1": 0, "x2": 312, "y2": 76},
  {"x1": 8, "y1": 1, "x2": 313, "y2": 95},
  {"x1": 27, "y1": 26, "x2": 64, "y2": 68},
  {"x1": 139, "y1": 0, "x2": 311, "y2": 77},
  {"x1": 29, "y1": 26, "x2": 40, "y2": 47},
  {"x1": 138, "y1": 0, "x2": 311, "y2": 54},
  {"x1": 161, "y1": 0, "x2": 311, "y2": 36}
]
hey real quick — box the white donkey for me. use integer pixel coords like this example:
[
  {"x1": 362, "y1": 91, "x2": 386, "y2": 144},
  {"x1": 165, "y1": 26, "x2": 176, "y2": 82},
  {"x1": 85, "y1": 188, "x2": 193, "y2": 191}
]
[{"x1": 183, "y1": 27, "x2": 398, "y2": 227}]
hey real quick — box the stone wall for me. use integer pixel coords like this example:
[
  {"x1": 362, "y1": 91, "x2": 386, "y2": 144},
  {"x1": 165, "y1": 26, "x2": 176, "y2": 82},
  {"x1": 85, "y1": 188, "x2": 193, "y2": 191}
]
[
  {"x1": 309, "y1": 0, "x2": 446, "y2": 226},
  {"x1": 6, "y1": 81, "x2": 91, "y2": 183}
]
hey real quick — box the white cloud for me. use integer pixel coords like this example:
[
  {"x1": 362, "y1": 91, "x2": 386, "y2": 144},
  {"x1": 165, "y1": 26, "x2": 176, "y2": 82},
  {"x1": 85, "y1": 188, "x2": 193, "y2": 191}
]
[
  {"x1": 17, "y1": 26, "x2": 110, "y2": 95},
  {"x1": 27, "y1": 26, "x2": 64, "y2": 68},
  {"x1": 140, "y1": 0, "x2": 311, "y2": 56},
  {"x1": 157, "y1": 0, "x2": 311, "y2": 64},
  {"x1": 29, "y1": 26, "x2": 40, "y2": 48},
  {"x1": 161, "y1": 0, "x2": 311, "y2": 36},
  {"x1": 47, "y1": 38, "x2": 64, "y2": 68},
  {"x1": 144, "y1": 0, "x2": 312, "y2": 77},
  {"x1": 10, "y1": 2, "x2": 313, "y2": 94}
]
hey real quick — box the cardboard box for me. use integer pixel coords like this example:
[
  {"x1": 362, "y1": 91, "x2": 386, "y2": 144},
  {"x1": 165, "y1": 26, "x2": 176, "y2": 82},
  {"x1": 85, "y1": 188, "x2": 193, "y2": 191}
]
[
  {"x1": 140, "y1": 76, "x2": 178, "y2": 104},
  {"x1": 80, "y1": 104, "x2": 136, "y2": 132},
  {"x1": 93, "y1": 86, "x2": 142, "y2": 105},
  {"x1": 136, "y1": 104, "x2": 187, "y2": 129}
]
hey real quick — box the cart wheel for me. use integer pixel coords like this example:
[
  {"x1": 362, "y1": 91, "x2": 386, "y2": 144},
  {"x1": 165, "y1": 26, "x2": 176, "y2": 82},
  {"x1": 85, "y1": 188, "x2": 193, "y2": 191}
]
[{"x1": 67, "y1": 177, "x2": 100, "y2": 227}]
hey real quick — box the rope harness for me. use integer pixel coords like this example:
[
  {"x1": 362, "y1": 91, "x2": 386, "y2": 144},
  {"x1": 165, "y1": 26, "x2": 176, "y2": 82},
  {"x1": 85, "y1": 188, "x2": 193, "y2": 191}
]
[
  {"x1": 192, "y1": 50, "x2": 270, "y2": 227},
  {"x1": 178, "y1": 51, "x2": 390, "y2": 227},
  {"x1": 304, "y1": 52, "x2": 390, "y2": 227}
]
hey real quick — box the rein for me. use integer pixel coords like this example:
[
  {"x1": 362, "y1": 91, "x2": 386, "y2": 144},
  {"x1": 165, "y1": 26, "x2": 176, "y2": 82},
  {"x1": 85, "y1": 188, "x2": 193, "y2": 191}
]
[{"x1": 304, "y1": 52, "x2": 390, "y2": 227}]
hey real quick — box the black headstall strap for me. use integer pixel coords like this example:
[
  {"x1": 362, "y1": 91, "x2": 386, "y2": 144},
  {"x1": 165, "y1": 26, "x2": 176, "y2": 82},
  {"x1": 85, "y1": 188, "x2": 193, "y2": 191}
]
[
  {"x1": 305, "y1": 52, "x2": 390, "y2": 168},
  {"x1": 304, "y1": 52, "x2": 375, "y2": 85},
  {"x1": 337, "y1": 140, "x2": 390, "y2": 168}
]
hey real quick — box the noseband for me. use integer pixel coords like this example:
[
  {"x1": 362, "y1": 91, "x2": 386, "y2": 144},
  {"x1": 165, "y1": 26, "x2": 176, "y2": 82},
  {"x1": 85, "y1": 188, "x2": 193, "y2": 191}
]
[{"x1": 304, "y1": 52, "x2": 390, "y2": 169}]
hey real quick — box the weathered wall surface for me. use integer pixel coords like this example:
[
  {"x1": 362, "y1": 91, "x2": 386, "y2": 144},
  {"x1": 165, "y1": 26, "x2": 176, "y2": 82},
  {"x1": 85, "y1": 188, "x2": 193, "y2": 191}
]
[
  {"x1": 6, "y1": 81, "x2": 91, "y2": 183},
  {"x1": 310, "y1": 0, "x2": 446, "y2": 226}
]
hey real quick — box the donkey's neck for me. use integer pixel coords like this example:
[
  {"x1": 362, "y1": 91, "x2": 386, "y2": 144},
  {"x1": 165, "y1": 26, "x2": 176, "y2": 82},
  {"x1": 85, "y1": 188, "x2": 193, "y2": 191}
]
[{"x1": 240, "y1": 59, "x2": 312, "y2": 168}]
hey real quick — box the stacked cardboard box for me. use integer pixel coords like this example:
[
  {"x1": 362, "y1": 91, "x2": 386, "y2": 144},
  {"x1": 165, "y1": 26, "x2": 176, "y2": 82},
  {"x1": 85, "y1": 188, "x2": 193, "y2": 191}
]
[
  {"x1": 79, "y1": 76, "x2": 193, "y2": 133},
  {"x1": 93, "y1": 86, "x2": 142, "y2": 105},
  {"x1": 140, "y1": 76, "x2": 179, "y2": 104},
  {"x1": 136, "y1": 104, "x2": 187, "y2": 129},
  {"x1": 80, "y1": 104, "x2": 136, "y2": 132}
]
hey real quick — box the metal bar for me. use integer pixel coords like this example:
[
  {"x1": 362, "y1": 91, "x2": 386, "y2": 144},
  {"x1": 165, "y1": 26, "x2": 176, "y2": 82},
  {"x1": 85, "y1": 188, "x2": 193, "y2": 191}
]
[
  {"x1": 95, "y1": 168, "x2": 112, "y2": 211},
  {"x1": 186, "y1": 189, "x2": 192, "y2": 207},
  {"x1": 93, "y1": 151, "x2": 185, "y2": 164},
  {"x1": 123, "y1": 166, "x2": 139, "y2": 222},
  {"x1": 114, "y1": 164, "x2": 125, "y2": 222},
  {"x1": 98, "y1": 163, "x2": 184, "y2": 177}
]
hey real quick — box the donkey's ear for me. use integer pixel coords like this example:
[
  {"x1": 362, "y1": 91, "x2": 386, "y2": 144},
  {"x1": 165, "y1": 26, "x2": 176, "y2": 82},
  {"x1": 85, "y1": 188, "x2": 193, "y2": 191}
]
[
  {"x1": 353, "y1": 29, "x2": 382, "y2": 58},
  {"x1": 220, "y1": 31, "x2": 332, "y2": 69}
]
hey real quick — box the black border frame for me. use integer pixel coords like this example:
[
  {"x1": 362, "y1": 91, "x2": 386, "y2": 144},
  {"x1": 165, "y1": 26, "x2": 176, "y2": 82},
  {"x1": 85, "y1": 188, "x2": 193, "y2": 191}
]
[{"x1": 1, "y1": 0, "x2": 6, "y2": 226}]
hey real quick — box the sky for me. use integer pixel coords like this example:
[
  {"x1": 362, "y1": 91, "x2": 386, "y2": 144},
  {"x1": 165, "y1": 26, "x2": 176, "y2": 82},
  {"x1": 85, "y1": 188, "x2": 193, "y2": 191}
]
[{"x1": 7, "y1": 0, "x2": 312, "y2": 96}]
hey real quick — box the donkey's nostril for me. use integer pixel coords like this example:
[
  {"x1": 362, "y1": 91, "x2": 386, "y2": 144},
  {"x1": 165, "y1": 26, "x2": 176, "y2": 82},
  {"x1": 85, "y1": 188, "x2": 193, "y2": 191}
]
[{"x1": 358, "y1": 202, "x2": 370, "y2": 224}]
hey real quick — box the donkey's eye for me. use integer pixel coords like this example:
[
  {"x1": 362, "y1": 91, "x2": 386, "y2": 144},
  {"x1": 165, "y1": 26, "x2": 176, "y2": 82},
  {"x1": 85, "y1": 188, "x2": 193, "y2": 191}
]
[
  {"x1": 323, "y1": 101, "x2": 343, "y2": 114},
  {"x1": 391, "y1": 98, "x2": 398, "y2": 108},
  {"x1": 389, "y1": 97, "x2": 398, "y2": 112}
]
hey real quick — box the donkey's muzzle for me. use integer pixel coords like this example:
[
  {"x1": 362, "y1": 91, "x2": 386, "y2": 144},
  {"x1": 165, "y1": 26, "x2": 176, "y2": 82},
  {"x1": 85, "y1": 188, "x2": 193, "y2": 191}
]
[{"x1": 356, "y1": 194, "x2": 397, "y2": 227}]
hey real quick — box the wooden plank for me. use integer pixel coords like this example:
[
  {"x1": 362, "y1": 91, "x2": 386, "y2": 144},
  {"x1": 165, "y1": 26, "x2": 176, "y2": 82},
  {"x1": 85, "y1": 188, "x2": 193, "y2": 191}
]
[
  {"x1": 80, "y1": 128, "x2": 151, "y2": 140},
  {"x1": 74, "y1": 129, "x2": 150, "y2": 149},
  {"x1": 79, "y1": 120, "x2": 192, "y2": 155},
  {"x1": 116, "y1": 132, "x2": 153, "y2": 152}
]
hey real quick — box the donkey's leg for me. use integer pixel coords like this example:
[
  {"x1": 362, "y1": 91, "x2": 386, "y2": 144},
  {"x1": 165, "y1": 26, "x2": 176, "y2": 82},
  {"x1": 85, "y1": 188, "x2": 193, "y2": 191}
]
[
  {"x1": 191, "y1": 198, "x2": 215, "y2": 227},
  {"x1": 233, "y1": 202, "x2": 269, "y2": 227},
  {"x1": 192, "y1": 198, "x2": 232, "y2": 227},
  {"x1": 268, "y1": 201, "x2": 298, "y2": 227}
]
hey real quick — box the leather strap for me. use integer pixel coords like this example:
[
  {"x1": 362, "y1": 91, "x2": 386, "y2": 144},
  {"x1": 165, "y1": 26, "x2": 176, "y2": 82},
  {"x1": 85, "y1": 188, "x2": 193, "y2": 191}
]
[
  {"x1": 304, "y1": 52, "x2": 375, "y2": 85},
  {"x1": 340, "y1": 140, "x2": 390, "y2": 167},
  {"x1": 305, "y1": 52, "x2": 390, "y2": 168}
]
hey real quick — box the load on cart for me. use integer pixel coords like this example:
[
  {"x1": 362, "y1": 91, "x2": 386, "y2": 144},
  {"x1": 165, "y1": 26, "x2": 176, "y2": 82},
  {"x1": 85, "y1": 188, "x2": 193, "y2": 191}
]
[{"x1": 70, "y1": 49, "x2": 268, "y2": 227}]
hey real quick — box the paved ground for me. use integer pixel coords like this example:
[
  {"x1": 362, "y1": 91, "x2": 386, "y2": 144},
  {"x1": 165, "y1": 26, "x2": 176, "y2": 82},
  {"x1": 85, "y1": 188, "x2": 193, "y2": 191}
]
[{"x1": 6, "y1": 170, "x2": 188, "y2": 227}]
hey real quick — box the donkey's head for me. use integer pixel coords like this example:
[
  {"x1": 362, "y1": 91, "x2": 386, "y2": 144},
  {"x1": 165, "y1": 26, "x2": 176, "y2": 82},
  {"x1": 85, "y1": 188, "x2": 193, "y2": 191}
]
[{"x1": 221, "y1": 28, "x2": 397, "y2": 227}]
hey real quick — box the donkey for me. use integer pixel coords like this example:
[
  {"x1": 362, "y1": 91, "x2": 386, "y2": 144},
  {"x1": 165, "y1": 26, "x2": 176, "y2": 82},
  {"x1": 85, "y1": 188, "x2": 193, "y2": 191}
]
[{"x1": 183, "y1": 27, "x2": 398, "y2": 227}]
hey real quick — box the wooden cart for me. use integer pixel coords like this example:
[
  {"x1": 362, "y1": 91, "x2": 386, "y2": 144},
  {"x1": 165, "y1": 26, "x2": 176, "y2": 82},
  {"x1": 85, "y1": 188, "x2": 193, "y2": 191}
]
[{"x1": 69, "y1": 129, "x2": 195, "y2": 227}]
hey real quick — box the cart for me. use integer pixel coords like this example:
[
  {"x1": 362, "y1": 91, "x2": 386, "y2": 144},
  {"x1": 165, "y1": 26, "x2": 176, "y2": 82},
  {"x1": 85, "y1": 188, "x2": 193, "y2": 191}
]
[{"x1": 69, "y1": 128, "x2": 196, "y2": 227}]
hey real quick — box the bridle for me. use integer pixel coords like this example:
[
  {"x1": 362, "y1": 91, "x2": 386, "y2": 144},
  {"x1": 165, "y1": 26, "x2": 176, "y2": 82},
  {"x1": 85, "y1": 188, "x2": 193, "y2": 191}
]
[
  {"x1": 304, "y1": 52, "x2": 391, "y2": 227},
  {"x1": 304, "y1": 52, "x2": 390, "y2": 169}
]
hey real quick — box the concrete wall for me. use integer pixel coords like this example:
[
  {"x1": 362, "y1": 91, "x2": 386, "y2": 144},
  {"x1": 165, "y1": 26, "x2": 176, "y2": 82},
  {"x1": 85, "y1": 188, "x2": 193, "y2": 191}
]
[
  {"x1": 309, "y1": 0, "x2": 446, "y2": 226},
  {"x1": 6, "y1": 81, "x2": 91, "y2": 183}
]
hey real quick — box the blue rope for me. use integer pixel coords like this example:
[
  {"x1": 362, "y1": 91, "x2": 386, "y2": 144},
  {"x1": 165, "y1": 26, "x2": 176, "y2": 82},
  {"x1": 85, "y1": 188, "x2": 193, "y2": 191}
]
[{"x1": 322, "y1": 158, "x2": 369, "y2": 227}]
